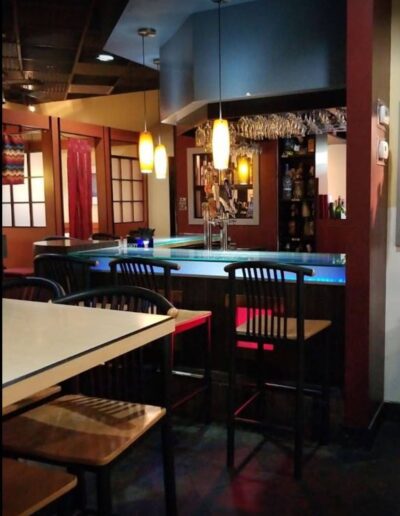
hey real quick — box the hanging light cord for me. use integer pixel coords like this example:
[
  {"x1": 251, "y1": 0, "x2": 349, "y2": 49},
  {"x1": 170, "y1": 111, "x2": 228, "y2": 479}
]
[
  {"x1": 156, "y1": 61, "x2": 161, "y2": 144},
  {"x1": 141, "y1": 34, "x2": 147, "y2": 132},
  {"x1": 218, "y1": 0, "x2": 222, "y2": 119}
]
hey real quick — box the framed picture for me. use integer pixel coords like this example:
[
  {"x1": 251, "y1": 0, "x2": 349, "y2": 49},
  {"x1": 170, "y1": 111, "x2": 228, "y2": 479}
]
[{"x1": 187, "y1": 148, "x2": 259, "y2": 225}]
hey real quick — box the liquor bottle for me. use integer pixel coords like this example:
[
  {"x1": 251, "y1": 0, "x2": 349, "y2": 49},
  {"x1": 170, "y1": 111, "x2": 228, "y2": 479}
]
[
  {"x1": 340, "y1": 198, "x2": 346, "y2": 219},
  {"x1": 282, "y1": 164, "x2": 292, "y2": 200},
  {"x1": 335, "y1": 196, "x2": 344, "y2": 219}
]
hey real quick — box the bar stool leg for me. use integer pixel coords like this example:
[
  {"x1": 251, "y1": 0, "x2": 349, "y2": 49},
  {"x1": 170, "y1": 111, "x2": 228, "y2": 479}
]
[
  {"x1": 294, "y1": 340, "x2": 305, "y2": 480},
  {"x1": 96, "y1": 467, "x2": 112, "y2": 516},
  {"x1": 68, "y1": 467, "x2": 86, "y2": 512},
  {"x1": 160, "y1": 335, "x2": 177, "y2": 516},
  {"x1": 255, "y1": 341, "x2": 266, "y2": 423},
  {"x1": 227, "y1": 337, "x2": 236, "y2": 470},
  {"x1": 204, "y1": 317, "x2": 212, "y2": 424}
]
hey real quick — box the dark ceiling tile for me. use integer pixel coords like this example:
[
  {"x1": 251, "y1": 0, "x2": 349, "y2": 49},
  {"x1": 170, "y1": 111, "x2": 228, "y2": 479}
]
[
  {"x1": 22, "y1": 46, "x2": 76, "y2": 62},
  {"x1": 2, "y1": 0, "x2": 150, "y2": 105},
  {"x1": 21, "y1": 58, "x2": 72, "y2": 74},
  {"x1": 21, "y1": 30, "x2": 82, "y2": 50}
]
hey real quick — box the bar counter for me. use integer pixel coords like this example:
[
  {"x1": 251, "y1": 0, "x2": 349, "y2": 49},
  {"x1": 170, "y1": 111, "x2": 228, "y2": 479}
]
[
  {"x1": 69, "y1": 244, "x2": 346, "y2": 285},
  {"x1": 36, "y1": 238, "x2": 346, "y2": 386}
]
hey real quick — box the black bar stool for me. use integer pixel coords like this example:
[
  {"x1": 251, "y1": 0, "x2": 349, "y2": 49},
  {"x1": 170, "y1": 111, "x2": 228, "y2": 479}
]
[{"x1": 225, "y1": 260, "x2": 332, "y2": 479}]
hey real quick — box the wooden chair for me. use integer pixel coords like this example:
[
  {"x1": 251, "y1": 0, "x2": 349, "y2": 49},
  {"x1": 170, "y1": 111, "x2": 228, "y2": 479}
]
[
  {"x1": 3, "y1": 458, "x2": 77, "y2": 516},
  {"x1": 2, "y1": 275, "x2": 65, "y2": 302},
  {"x1": 224, "y1": 261, "x2": 331, "y2": 479},
  {"x1": 91, "y1": 232, "x2": 118, "y2": 241},
  {"x1": 34, "y1": 253, "x2": 96, "y2": 294},
  {"x1": 109, "y1": 256, "x2": 212, "y2": 418},
  {"x1": 2, "y1": 276, "x2": 66, "y2": 417},
  {"x1": 2, "y1": 286, "x2": 177, "y2": 516}
]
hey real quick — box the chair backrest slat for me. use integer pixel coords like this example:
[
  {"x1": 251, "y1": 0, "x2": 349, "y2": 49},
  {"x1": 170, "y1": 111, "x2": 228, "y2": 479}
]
[{"x1": 224, "y1": 261, "x2": 314, "y2": 344}]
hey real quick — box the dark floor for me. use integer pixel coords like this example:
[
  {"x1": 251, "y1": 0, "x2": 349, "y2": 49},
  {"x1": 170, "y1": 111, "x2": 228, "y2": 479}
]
[{"x1": 82, "y1": 408, "x2": 400, "y2": 516}]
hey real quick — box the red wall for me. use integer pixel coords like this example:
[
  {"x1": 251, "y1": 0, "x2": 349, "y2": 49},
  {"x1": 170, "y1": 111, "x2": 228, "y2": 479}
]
[{"x1": 344, "y1": 0, "x2": 390, "y2": 428}]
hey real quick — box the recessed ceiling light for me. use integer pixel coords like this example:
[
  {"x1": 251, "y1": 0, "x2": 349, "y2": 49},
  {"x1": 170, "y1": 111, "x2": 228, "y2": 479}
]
[
  {"x1": 21, "y1": 84, "x2": 34, "y2": 91},
  {"x1": 28, "y1": 105, "x2": 36, "y2": 112},
  {"x1": 96, "y1": 53, "x2": 114, "y2": 62},
  {"x1": 246, "y1": 92, "x2": 251, "y2": 96}
]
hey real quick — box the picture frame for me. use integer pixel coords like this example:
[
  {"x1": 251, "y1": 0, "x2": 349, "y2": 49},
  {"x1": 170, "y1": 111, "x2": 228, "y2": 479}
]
[{"x1": 186, "y1": 147, "x2": 260, "y2": 225}]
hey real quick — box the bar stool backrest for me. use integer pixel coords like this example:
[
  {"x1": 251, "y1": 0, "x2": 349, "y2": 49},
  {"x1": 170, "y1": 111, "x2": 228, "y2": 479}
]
[
  {"x1": 2, "y1": 276, "x2": 65, "y2": 302},
  {"x1": 34, "y1": 253, "x2": 96, "y2": 295},
  {"x1": 224, "y1": 261, "x2": 314, "y2": 344},
  {"x1": 109, "y1": 257, "x2": 180, "y2": 301}
]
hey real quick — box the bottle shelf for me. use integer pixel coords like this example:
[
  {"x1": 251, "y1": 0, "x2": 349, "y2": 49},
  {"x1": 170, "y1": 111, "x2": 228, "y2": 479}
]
[{"x1": 278, "y1": 136, "x2": 317, "y2": 253}]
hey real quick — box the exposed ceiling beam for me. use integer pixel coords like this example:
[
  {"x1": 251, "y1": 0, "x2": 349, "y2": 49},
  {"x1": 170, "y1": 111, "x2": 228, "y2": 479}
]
[{"x1": 63, "y1": 0, "x2": 96, "y2": 100}]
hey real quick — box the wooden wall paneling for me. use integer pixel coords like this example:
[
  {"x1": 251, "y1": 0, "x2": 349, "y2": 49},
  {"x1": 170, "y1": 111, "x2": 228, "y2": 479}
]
[
  {"x1": 2, "y1": 109, "x2": 50, "y2": 130},
  {"x1": 48, "y1": 117, "x2": 64, "y2": 236},
  {"x1": 110, "y1": 128, "x2": 139, "y2": 145},
  {"x1": 59, "y1": 119, "x2": 103, "y2": 138},
  {"x1": 41, "y1": 125, "x2": 58, "y2": 237},
  {"x1": 174, "y1": 134, "x2": 193, "y2": 236},
  {"x1": 3, "y1": 228, "x2": 51, "y2": 268},
  {"x1": 100, "y1": 126, "x2": 113, "y2": 235},
  {"x1": 2, "y1": 109, "x2": 55, "y2": 268},
  {"x1": 95, "y1": 129, "x2": 109, "y2": 234},
  {"x1": 109, "y1": 127, "x2": 148, "y2": 236}
]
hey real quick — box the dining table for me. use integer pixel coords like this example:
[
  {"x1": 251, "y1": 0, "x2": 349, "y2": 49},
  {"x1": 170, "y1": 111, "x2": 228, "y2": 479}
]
[
  {"x1": 2, "y1": 297, "x2": 177, "y2": 513},
  {"x1": 2, "y1": 298, "x2": 175, "y2": 409}
]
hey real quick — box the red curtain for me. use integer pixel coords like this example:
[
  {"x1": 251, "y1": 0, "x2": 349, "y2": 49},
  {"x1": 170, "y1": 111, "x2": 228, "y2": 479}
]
[{"x1": 67, "y1": 139, "x2": 92, "y2": 239}]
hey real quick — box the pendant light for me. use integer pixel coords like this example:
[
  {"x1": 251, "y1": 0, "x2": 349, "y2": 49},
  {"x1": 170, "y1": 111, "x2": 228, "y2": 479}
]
[
  {"x1": 153, "y1": 58, "x2": 168, "y2": 179},
  {"x1": 211, "y1": 0, "x2": 230, "y2": 171},
  {"x1": 138, "y1": 28, "x2": 156, "y2": 174},
  {"x1": 237, "y1": 155, "x2": 250, "y2": 184}
]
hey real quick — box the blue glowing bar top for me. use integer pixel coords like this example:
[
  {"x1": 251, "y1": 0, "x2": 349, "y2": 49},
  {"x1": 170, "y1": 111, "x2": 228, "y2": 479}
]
[{"x1": 70, "y1": 241, "x2": 346, "y2": 285}]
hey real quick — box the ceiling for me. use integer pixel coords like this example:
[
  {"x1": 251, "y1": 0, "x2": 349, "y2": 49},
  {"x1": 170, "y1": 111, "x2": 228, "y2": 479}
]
[
  {"x1": 2, "y1": 0, "x2": 254, "y2": 107},
  {"x1": 105, "y1": 0, "x2": 255, "y2": 68}
]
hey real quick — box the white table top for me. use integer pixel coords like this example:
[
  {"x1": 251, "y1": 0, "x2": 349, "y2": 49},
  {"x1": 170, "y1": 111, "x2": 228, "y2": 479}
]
[{"x1": 2, "y1": 299, "x2": 175, "y2": 408}]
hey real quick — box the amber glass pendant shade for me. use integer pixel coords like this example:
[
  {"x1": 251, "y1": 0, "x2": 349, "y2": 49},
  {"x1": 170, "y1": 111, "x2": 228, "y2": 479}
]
[
  {"x1": 139, "y1": 131, "x2": 154, "y2": 174},
  {"x1": 237, "y1": 155, "x2": 250, "y2": 184}
]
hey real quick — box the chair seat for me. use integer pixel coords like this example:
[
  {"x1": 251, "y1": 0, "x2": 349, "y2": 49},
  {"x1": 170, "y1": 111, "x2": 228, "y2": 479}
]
[
  {"x1": 3, "y1": 394, "x2": 166, "y2": 467},
  {"x1": 2, "y1": 458, "x2": 77, "y2": 516},
  {"x1": 2, "y1": 385, "x2": 61, "y2": 416},
  {"x1": 236, "y1": 316, "x2": 331, "y2": 340},
  {"x1": 172, "y1": 308, "x2": 212, "y2": 334}
]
